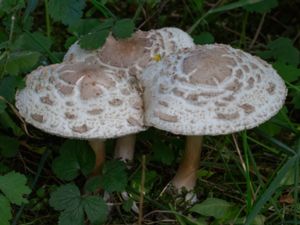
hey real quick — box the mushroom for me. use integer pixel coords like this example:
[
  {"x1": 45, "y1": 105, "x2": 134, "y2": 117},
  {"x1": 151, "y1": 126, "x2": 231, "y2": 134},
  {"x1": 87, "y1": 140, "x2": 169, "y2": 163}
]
[
  {"x1": 15, "y1": 59, "x2": 145, "y2": 173},
  {"x1": 63, "y1": 27, "x2": 195, "y2": 163},
  {"x1": 141, "y1": 44, "x2": 287, "y2": 193}
]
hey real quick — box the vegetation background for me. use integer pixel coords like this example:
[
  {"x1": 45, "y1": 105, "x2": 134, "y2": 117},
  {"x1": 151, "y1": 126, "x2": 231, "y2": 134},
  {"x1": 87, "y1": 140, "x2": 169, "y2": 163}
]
[{"x1": 0, "y1": 0, "x2": 299, "y2": 224}]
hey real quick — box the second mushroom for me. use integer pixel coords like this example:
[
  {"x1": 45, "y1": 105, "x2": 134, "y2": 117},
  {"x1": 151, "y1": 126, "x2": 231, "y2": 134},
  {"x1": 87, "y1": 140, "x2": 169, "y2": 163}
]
[{"x1": 141, "y1": 44, "x2": 287, "y2": 195}]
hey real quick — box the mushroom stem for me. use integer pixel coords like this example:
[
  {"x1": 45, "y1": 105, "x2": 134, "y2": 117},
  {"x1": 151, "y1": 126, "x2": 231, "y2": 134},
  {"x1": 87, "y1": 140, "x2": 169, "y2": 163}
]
[
  {"x1": 114, "y1": 134, "x2": 136, "y2": 162},
  {"x1": 171, "y1": 135, "x2": 203, "y2": 191},
  {"x1": 88, "y1": 139, "x2": 106, "y2": 175}
]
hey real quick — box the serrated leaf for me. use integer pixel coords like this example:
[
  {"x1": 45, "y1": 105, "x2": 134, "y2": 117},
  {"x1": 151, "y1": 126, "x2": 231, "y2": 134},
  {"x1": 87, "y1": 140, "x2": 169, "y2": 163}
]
[
  {"x1": 0, "y1": 171, "x2": 31, "y2": 205},
  {"x1": 273, "y1": 62, "x2": 300, "y2": 82},
  {"x1": 49, "y1": 183, "x2": 81, "y2": 211},
  {"x1": 99, "y1": 160, "x2": 127, "y2": 193},
  {"x1": 0, "y1": 75, "x2": 24, "y2": 102},
  {"x1": 68, "y1": 19, "x2": 102, "y2": 36},
  {"x1": 112, "y1": 19, "x2": 135, "y2": 39},
  {"x1": 52, "y1": 140, "x2": 95, "y2": 181},
  {"x1": 244, "y1": 0, "x2": 278, "y2": 13},
  {"x1": 79, "y1": 28, "x2": 110, "y2": 50},
  {"x1": 0, "y1": 194, "x2": 12, "y2": 225},
  {"x1": 58, "y1": 206, "x2": 85, "y2": 225},
  {"x1": 190, "y1": 198, "x2": 233, "y2": 219},
  {"x1": 193, "y1": 32, "x2": 215, "y2": 45},
  {"x1": 259, "y1": 38, "x2": 300, "y2": 66},
  {"x1": 48, "y1": 0, "x2": 86, "y2": 25},
  {"x1": 83, "y1": 196, "x2": 108, "y2": 225},
  {"x1": 0, "y1": 135, "x2": 19, "y2": 158},
  {"x1": 4, "y1": 51, "x2": 40, "y2": 76}
]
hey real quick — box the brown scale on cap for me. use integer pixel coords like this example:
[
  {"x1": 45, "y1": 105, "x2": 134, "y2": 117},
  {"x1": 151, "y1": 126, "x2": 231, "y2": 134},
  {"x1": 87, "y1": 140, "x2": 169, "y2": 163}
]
[
  {"x1": 266, "y1": 82, "x2": 276, "y2": 94},
  {"x1": 217, "y1": 112, "x2": 240, "y2": 120},
  {"x1": 65, "y1": 112, "x2": 76, "y2": 119},
  {"x1": 31, "y1": 114, "x2": 44, "y2": 123},
  {"x1": 127, "y1": 117, "x2": 142, "y2": 126},
  {"x1": 87, "y1": 108, "x2": 103, "y2": 115},
  {"x1": 239, "y1": 103, "x2": 255, "y2": 114},
  {"x1": 40, "y1": 95, "x2": 54, "y2": 105},
  {"x1": 154, "y1": 111, "x2": 178, "y2": 122},
  {"x1": 72, "y1": 124, "x2": 89, "y2": 133},
  {"x1": 109, "y1": 98, "x2": 123, "y2": 106}
]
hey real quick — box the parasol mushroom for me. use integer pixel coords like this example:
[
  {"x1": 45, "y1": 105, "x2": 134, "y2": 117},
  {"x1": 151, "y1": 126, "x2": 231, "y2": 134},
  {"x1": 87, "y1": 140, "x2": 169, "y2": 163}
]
[
  {"x1": 142, "y1": 44, "x2": 287, "y2": 194},
  {"x1": 15, "y1": 58, "x2": 145, "y2": 174}
]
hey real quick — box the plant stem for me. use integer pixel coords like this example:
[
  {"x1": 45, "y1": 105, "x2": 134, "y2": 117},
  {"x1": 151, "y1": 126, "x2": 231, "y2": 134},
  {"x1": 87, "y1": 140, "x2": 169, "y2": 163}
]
[
  {"x1": 138, "y1": 155, "x2": 146, "y2": 225},
  {"x1": 114, "y1": 134, "x2": 136, "y2": 162},
  {"x1": 88, "y1": 139, "x2": 105, "y2": 175},
  {"x1": 172, "y1": 136, "x2": 203, "y2": 190},
  {"x1": 44, "y1": 0, "x2": 51, "y2": 38}
]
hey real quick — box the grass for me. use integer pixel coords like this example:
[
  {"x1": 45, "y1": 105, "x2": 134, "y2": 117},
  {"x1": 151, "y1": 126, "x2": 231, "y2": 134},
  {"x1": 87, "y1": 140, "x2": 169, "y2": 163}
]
[{"x1": 0, "y1": 0, "x2": 299, "y2": 225}]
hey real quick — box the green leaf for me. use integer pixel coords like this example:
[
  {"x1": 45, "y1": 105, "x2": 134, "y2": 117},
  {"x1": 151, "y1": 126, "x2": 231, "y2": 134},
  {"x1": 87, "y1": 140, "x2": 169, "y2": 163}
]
[
  {"x1": 292, "y1": 92, "x2": 300, "y2": 109},
  {"x1": 83, "y1": 196, "x2": 108, "y2": 225},
  {"x1": 78, "y1": 19, "x2": 113, "y2": 50},
  {"x1": 131, "y1": 170, "x2": 157, "y2": 194},
  {"x1": 58, "y1": 206, "x2": 85, "y2": 225},
  {"x1": 48, "y1": 0, "x2": 86, "y2": 26},
  {"x1": 52, "y1": 140, "x2": 95, "y2": 181},
  {"x1": 0, "y1": 194, "x2": 12, "y2": 225},
  {"x1": 49, "y1": 183, "x2": 81, "y2": 211},
  {"x1": 112, "y1": 19, "x2": 135, "y2": 39},
  {"x1": 4, "y1": 51, "x2": 40, "y2": 76},
  {"x1": 0, "y1": 135, "x2": 19, "y2": 158},
  {"x1": 0, "y1": 76, "x2": 24, "y2": 102},
  {"x1": 244, "y1": 0, "x2": 278, "y2": 13},
  {"x1": 152, "y1": 140, "x2": 175, "y2": 165},
  {"x1": 190, "y1": 198, "x2": 233, "y2": 219},
  {"x1": 0, "y1": 0, "x2": 25, "y2": 14},
  {"x1": 84, "y1": 176, "x2": 101, "y2": 193},
  {"x1": 99, "y1": 160, "x2": 127, "y2": 193},
  {"x1": 0, "y1": 171, "x2": 31, "y2": 205},
  {"x1": 259, "y1": 37, "x2": 300, "y2": 66},
  {"x1": 68, "y1": 19, "x2": 102, "y2": 36},
  {"x1": 273, "y1": 62, "x2": 300, "y2": 82},
  {"x1": 13, "y1": 32, "x2": 53, "y2": 53},
  {"x1": 0, "y1": 111, "x2": 24, "y2": 136},
  {"x1": 193, "y1": 32, "x2": 215, "y2": 45}
]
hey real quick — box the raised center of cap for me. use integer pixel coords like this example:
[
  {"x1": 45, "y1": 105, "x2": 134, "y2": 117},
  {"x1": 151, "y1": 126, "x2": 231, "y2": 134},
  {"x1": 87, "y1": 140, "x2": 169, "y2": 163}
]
[
  {"x1": 183, "y1": 47, "x2": 236, "y2": 86},
  {"x1": 57, "y1": 63, "x2": 116, "y2": 100},
  {"x1": 98, "y1": 31, "x2": 152, "y2": 68}
]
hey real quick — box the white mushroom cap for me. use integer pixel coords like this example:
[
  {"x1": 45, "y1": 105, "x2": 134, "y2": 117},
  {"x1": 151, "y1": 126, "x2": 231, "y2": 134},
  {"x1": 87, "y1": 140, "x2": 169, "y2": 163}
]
[
  {"x1": 15, "y1": 59, "x2": 145, "y2": 139},
  {"x1": 63, "y1": 27, "x2": 195, "y2": 80},
  {"x1": 142, "y1": 44, "x2": 287, "y2": 135}
]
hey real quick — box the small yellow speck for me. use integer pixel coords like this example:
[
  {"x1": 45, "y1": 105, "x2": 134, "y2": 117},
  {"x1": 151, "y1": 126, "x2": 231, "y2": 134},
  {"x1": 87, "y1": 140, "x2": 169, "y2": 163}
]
[{"x1": 152, "y1": 54, "x2": 161, "y2": 62}]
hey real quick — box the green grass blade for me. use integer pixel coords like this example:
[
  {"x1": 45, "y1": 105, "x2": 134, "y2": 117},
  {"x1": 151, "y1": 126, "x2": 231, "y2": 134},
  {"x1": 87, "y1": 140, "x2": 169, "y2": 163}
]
[
  {"x1": 188, "y1": 0, "x2": 264, "y2": 33},
  {"x1": 245, "y1": 155, "x2": 299, "y2": 225},
  {"x1": 255, "y1": 129, "x2": 296, "y2": 155},
  {"x1": 91, "y1": 0, "x2": 117, "y2": 19}
]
